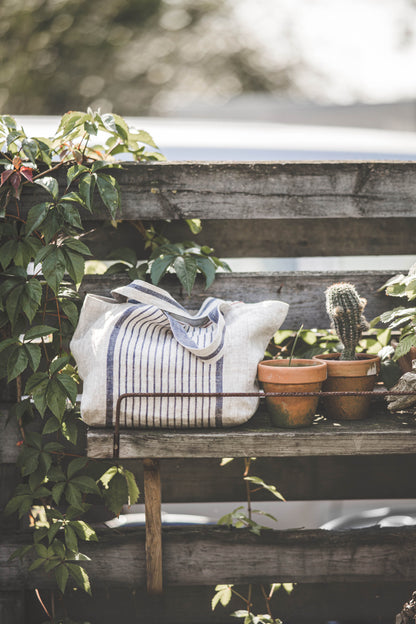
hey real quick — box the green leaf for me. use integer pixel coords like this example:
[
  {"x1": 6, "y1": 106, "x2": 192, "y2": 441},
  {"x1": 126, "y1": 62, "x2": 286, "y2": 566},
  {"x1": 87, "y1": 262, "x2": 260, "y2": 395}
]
[
  {"x1": 67, "y1": 563, "x2": 91, "y2": 595},
  {"x1": 173, "y1": 255, "x2": 198, "y2": 295},
  {"x1": 101, "y1": 470, "x2": 128, "y2": 516},
  {"x1": 42, "y1": 417, "x2": 61, "y2": 435},
  {"x1": 34, "y1": 177, "x2": 59, "y2": 200},
  {"x1": 23, "y1": 342, "x2": 41, "y2": 372},
  {"x1": 41, "y1": 247, "x2": 66, "y2": 293},
  {"x1": 62, "y1": 249, "x2": 85, "y2": 285},
  {"x1": 65, "y1": 482, "x2": 84, "y2": 509},
  {"x1": 0, "y1": 239, "x2": 18, "y2": 269},
  {"x1": 67, "y1": 164, "x2": 89, "y2": 187},
  {"x1": 55, "y1": 564, "x2": 69, "y2": 594},
  {"x1": 150, "y1": 255, "x2": 174, "y2": 284},
  {"x1": 52, "y1": 482, "x2": 66, "y2": 505},
  {"x1": 22, "y1": 138, "x2": 38, "y2": 163},
  {"x1": 65, "y1": 525, "x2": 78, "y2": 552},
  {"x1": 24, "y1": 325, "x2": 58, "y2": 341},
  {"x1": 212, "y1": 585, "x2": 233, "y2": 610},
  {"x1": 78, "y1": 173, "x2": 96, "y2": 212},
  {"x1": 50, "y1": 354, "x2": 70, "y2": 376},
  {"x1": 25, "y1": 202, "x2": 50, "y2": 236},
  {"x1": 244, "y1": 476, "x2": 285, "y2": 501},
  {"x1": 46, "y1": 377, "x2": 68, "y2": 420},
  {"x1": 67, "y1": 457, "x2": 88, "y2": 480},
  {"x1": 7, "y1": 345, "x2": 29, "y2": 382},
  {"x1": 394, "y1": 334, "x2": 416, "y2": 360},
  {"x1": 61, "y1": 300, "x2": 79, "y2": 327},
  {"x1": 22, "y1": 279, "x2": 43, "y2": 323},
  {"x1": 70, "y1": 475, "x2": 100, "y2": 496},
  {"x1": 196, "y1": 256, "x2": 216, "y2": 289},
  {"x1": 96, "y1": 173, "x2": 120, "y2": 219},
  {"x1": 123, "y1": 468, "x2": 140, "y2": 505},
  {"x1": 185, "y1": 218, "x2": 202, "y2": 235},
  {"x1": 71, "y1": 521, "x2": 98, "y2": 542}
]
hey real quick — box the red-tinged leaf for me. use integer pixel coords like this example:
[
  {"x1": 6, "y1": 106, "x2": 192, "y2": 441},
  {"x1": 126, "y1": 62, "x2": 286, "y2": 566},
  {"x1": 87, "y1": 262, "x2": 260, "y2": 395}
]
[
  {"x1": 20, "y1": 167, "x2": 34, "y2": 183},
  {"x1": 10, "y1": 172, "x2": 21, "y2": 192},
  {"x1": 12, "y1": 156, "x2": 22, "y2": 169},
  {"x1": 1, "y1": 169, "x2": 13, "y2": 186}
]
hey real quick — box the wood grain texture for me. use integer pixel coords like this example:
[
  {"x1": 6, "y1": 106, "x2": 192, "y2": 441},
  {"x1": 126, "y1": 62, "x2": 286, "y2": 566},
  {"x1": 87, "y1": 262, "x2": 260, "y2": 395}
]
[
  {"x1": 87, "y1": 410, "x2": 416, "y2": 460},
  {"x1": 80, "y1": 270, "x2": 395, "y2": 329},
  {"x1": 3, "y1": 526, "x2": 416, "y2": 588},
  {"x1": 143, "y1": 458, "x2": 163, "y2": 594},
  {"x1": 80, "y1": 217, "x2": 416, "y2": 259},
  {"x1": 17, "y1": 162, "x2": 416, "y2": 220},
  {"x1": 121, "y1": 455, "x2": 416, "y2": 502}
]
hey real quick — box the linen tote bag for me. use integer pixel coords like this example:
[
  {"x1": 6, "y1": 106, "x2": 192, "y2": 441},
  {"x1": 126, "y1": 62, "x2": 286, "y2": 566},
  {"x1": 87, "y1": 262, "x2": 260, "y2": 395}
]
[{"x1": 70, "y1": 280, "x2": 288, "y2": 428}]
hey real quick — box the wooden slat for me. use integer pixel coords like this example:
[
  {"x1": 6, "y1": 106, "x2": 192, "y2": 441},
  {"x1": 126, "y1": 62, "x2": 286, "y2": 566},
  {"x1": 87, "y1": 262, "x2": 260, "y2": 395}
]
[
  {"x1": 121, "y1": 455, "x2": 416, "y2": 502},
  {"x1": 18, "y1": 162, "x2": 416, "y2": 220},
  {"x1": 87, "y1": 410, "x2": 416, "y2": 460},
  {"x1": 80, "y1": 270, "x2": 395, "y2": 329},
  {"x1": 4, "y1": 526, "x2": 416, "y2": 588},
  {"x1": 81, "y1": 217, "x2": 416, "y2": 259},
  {"x1": 37, "y1": 583, "x2": 414, "y2": 624}
]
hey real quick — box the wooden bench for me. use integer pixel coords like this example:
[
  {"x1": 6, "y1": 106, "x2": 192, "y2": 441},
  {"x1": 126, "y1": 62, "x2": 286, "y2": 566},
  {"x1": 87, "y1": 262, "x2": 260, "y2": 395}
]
[{"x1": 2, "y1": 161, "x2": 416, "y2": 623}]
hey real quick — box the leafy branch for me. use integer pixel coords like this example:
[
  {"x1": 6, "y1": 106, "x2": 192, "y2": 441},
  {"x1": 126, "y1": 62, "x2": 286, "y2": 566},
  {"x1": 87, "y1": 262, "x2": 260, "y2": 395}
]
[{"x1": 0, "y1": 109, "x2": 228, "y2": 610}]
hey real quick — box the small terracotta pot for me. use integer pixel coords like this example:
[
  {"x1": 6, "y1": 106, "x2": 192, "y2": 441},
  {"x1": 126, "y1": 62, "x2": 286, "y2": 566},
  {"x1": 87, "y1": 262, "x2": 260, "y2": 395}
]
[
  {"x1": 257, "y1": 359, "x2": 327, "y2": 428},
  {"x1": 313, "y1": 353, "x2": 381, "y2": 421}
]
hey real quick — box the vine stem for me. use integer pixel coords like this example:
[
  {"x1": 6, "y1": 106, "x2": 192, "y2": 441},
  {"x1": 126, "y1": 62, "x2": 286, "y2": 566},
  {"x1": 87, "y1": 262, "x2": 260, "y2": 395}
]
[
  {"x1": 261, "y1": 584, "x2": 273, "y2": 618},
  {"x1": 244, "y1": 458, "x2": 252, "y2": 521},
  {"x1": 16, "y1": 375, "x2": 25, "y2": 441}
]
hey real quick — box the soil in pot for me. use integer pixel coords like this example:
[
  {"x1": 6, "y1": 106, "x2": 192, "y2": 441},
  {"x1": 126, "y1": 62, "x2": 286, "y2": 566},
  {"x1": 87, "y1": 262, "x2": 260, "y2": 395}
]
[
  {"x1": 257, "y1": 358, "x2": 327, "y2": 428},
  {"x1": 314, "y1": 353, "x2": 381, "y2": 421}
]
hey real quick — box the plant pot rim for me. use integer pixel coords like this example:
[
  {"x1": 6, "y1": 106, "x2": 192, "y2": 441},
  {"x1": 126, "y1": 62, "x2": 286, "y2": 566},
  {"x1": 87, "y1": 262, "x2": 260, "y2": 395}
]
[
  {"x1": 258, "y1": 358, "x2": 327, "y2": 384},
  {"x1": 313, "y1": 353, "x2": 380, "y2": 377}
]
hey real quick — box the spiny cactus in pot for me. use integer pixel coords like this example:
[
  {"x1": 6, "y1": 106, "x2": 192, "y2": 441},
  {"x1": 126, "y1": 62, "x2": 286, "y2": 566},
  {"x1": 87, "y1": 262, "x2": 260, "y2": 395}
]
[
  {"x1": 314, "y1": 282, "x2": 380, "y2": 420},
  {"x1": 325, "y1": 282, "x2": 369, "y2": 360}
]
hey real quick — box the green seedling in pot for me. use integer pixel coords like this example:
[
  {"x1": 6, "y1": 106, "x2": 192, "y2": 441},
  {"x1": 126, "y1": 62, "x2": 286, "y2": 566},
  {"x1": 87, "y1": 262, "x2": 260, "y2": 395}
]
[{"x1": 325, "y1": 282, "x2": 369, "y2": 360}]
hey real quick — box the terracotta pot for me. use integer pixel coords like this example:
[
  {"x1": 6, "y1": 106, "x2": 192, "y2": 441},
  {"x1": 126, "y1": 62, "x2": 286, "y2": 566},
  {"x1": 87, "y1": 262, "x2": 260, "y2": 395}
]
[
  {"x1": 257, "y1": 358, "x2": 327, "y2": 428},
  {"x1": 313, "y1": 353, "x2": 381, "y2": 421}
]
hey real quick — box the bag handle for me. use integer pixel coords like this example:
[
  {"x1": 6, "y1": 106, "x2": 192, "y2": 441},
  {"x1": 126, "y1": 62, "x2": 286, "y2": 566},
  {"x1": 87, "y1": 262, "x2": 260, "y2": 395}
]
[{"x1": 112, "y1": 280, "x2": 227, "y2": 361}]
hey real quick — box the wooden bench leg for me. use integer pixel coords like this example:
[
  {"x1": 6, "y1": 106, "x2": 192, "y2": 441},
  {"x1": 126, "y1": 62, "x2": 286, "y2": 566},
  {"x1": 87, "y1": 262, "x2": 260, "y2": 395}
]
[{"x1": 143, "y1": 458, "x2": 163, "y2": 594}]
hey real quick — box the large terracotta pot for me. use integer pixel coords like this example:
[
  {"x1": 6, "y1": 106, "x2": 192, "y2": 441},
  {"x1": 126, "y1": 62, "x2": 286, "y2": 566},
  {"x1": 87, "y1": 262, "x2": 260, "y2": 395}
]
[
  {"x1": 257, "y1": 359, "x2": 327, "y2": 428},
  {"x1": 313, "y1": 353, "x2": 381, "y2": 421}
]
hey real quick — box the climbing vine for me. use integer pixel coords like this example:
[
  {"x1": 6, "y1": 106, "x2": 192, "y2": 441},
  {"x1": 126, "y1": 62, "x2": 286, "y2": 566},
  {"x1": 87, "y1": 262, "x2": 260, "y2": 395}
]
[{"x1": 0, "y1": 110, "x2": 228, "y2": 614}]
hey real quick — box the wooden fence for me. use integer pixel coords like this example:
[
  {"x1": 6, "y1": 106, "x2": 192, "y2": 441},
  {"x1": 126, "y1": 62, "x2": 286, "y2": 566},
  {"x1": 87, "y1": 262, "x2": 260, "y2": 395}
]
[{"x1": 1, "y1": 161, "x2": 416, "y2": 623}]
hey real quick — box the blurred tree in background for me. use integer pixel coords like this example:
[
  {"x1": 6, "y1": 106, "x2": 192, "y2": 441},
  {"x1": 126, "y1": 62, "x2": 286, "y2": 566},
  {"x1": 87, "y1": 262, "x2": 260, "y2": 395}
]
[{"x1": 0, "y1": 0, "x2": 297, "y2": 116}]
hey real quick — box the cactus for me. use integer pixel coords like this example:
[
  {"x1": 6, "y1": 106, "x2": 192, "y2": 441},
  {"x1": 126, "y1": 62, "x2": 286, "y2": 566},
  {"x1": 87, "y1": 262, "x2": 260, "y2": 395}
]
[{"x1": 325, "y1": 282, "x2": 369, "y2": 360}]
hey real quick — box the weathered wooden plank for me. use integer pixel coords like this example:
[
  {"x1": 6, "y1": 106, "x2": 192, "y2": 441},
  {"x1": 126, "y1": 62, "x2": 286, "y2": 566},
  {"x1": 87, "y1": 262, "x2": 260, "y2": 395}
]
[
  {"x1": 0, "y1": 592, "x2": 25, "y2": 624},
  {"x1": 17, "y1": 162, "x2": 416, "y2": 220},
  {"x1": 80, "y1": 270, "x2": 395, "y2": 329},
  {"x1": 87, "y1": 410, "x2": 416, "y2": 460},
  {"x1": 3, "y1": 526, "x2": 416, "y2": 588},
  {"x1": 31, "y1": 583, "x2": 414, "y2": 624},
  {"x1": 121, "y1": 455, "x2": 416, "y2": 502},
  {"x1": 82, "y1": 217, "x2": 416, "y2": 259}
]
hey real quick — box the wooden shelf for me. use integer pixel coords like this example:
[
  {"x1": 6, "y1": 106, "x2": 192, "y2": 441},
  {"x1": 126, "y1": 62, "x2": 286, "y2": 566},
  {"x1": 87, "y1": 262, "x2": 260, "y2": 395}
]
[{"x1": 87, "y1": 406, "x2": 416, "y2": 459}]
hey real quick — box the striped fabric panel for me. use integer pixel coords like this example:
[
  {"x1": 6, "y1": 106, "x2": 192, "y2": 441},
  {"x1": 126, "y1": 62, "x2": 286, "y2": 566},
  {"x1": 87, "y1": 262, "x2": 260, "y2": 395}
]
[{"x1": 106, "y1": 303, "x2": 223, "y2": 428}]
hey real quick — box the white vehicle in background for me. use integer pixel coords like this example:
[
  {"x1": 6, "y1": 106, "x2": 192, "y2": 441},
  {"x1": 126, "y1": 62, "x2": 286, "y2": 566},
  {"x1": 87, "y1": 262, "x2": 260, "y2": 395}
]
[{"x1": 14, "y1": 114, "x2": 416, "y2": 162}]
